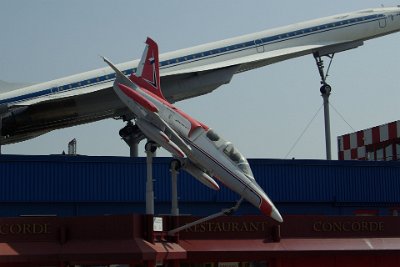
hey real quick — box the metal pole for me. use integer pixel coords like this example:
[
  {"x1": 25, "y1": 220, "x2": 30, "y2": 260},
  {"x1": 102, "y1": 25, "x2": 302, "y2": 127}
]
[
  {"x1": 168, "y1": 198, "x2": 243, "y2": 236},
  {"x1": 321, "y1": 85, "x2": 332, "y2": 160},
  {"x1": 120, "y1": 121, "x2": 143, "y2": 158},
  {"x1": 170, "y1": 162, "x2": 179, "y2": 216},
  {"x1": 0, "y1": 119, "x2": 2, "y2": 155},
  {"x1": 129, "y1": 141, "x2": 139, "y2": 157},
  {"x1": 145, "y1": 145, "x2": 155, "y2": 215}
]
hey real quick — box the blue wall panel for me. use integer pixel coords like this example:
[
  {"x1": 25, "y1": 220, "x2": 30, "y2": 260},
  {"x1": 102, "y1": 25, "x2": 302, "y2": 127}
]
[
  {"x1": 0, "y1": 155, "x2": 146, "y2": 202},
  {"x1": 1, "y1": 155, "x2": 400, "y2": 209}
]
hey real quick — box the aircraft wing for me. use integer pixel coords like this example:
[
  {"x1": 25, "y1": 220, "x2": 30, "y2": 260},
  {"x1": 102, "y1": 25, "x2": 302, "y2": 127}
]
[
  {"x1": 163, "y1": 41, "x2": 363, "y2": 76},
  {"x1": 147, "y1": 112, "x2": 192, "y2": 154},
  {"x1": 0, "y1": 78, "x2": 127, "y2": 144}
]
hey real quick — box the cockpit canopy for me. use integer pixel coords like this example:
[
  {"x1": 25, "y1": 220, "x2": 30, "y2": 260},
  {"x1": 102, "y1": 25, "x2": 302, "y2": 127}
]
[{"x1": 206, "y1": 129, "x2": 254, "y2": 178}]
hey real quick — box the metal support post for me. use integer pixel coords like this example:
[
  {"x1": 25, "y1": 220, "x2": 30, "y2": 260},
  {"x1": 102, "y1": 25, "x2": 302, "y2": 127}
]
[
  {"x1": 314, "y1": 53, "x2": 334, "y2": 160},
  {"x1": 145, "y1": 142, "x2": 156, "y2": 215},
  {"x1": 321, "y1": 85, "x2": 332, "y2": 160},
  {"x1": 0, "y1": 119, "x2": 2, "y2": 155},
  {"x1": 168, "y1": 198, "x2": 243, "y2": 236},
  {"x1": 129, "y1": 140, "x2": 139, "y2": 157},
  {"x1": 119, "y1": 121, "x2": 144, "y2": 157},
  {"x1": 170, "y1": 161, "x2": 180, "y2": 216}
]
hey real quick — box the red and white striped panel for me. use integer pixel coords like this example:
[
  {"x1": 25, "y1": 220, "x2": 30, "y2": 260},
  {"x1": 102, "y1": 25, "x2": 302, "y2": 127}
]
[{"x1": 338, "y1": 120, "x2": 400, "y2": 160}]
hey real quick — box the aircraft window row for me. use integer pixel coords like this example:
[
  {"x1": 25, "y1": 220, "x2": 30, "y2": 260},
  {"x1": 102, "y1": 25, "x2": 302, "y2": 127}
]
[
  {"x1": 2, "y1": 87, "x2": 59, "y2": 104},
  {"x1": 3, "y1": 73, "x2": 122, "y2": 103},
  {"x1": 51, "y1": 67, "x2": 138, "y2": 95},
  {"x1": 280, "y1": 15, "x2": 378, "y2": 40},
  {"x1": 261, "y1": 21, "x2": 349, "y2": 44},
  {"x1": 159, "y1": 19, "x2": 395, "y2": 69},
  {"x1": 60, "y1": 74, "x2": 114, "y2": 92},
  {"x1": 255, "y1": 16, "x2": 379, "y2": 46},
  {"x1": 160, "y1": 42, "x2": 254, "y2": 67}
]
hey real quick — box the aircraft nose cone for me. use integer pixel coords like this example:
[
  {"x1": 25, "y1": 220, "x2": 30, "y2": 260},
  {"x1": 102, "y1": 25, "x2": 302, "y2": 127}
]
[
  {"x1": 260, "y1": 197, "x2": 283, "y2": 223},
  {"x1": 271, "y1": 207, "x2": 283, "y2": 223}
]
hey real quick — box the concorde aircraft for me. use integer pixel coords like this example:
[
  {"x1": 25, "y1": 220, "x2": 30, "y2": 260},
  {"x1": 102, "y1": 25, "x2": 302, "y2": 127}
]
[
  {"x1": 1, "y1": 6, "x2": 400, "y2": 145},
  {"x1": 103, "y1": 37, "x2": 283, "y2": 222}
]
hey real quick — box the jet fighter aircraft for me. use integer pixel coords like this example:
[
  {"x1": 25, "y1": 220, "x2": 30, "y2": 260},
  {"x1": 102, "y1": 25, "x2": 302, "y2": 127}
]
[{"x1": 103, "y1": 38, "x2": 283, "y2": 223}]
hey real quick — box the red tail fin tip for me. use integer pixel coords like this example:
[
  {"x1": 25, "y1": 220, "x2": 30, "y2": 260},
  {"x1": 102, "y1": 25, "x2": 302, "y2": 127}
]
[{"x1": 130, "y1": 37, "x2": 164, "y2": 99}]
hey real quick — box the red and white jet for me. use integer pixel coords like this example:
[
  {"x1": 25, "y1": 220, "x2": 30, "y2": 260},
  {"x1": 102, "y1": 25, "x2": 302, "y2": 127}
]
[{"x1": 103, "y1": 38, "x2": 283, "y2": 222}]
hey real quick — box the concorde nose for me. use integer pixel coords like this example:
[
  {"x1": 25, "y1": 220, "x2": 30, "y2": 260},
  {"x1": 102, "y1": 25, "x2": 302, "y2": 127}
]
[{"x1": 260, "y1": 196, "x2": 283, "y2": 223}]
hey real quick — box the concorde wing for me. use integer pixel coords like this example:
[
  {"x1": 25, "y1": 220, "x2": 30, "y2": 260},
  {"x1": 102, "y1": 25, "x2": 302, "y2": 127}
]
[
  {"x1": 163, "y1": 41, "x2": 363, "y2": 76},
  {"x1": 0, "y1": 81, "x2": 127, "y2": 144}
]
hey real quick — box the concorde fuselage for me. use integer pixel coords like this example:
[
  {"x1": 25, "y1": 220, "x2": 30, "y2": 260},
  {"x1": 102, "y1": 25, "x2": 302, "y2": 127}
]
[
  {"x1": 1, "y1": 7, "x2": 400, "y2": 143},
  {"x1": 3, "y1": 7, "x2": 400, "y2": 105}
]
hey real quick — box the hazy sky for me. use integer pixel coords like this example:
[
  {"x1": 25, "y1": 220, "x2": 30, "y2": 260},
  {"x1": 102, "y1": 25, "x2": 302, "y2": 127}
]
[{"x1": 1, "y1": 0, "x2": 400, "y2": 159}]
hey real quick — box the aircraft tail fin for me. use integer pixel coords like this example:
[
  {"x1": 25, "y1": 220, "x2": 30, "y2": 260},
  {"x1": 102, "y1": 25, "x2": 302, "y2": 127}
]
[{"x1": 130, "y1": 37, "x2": 165, "y2": 100}]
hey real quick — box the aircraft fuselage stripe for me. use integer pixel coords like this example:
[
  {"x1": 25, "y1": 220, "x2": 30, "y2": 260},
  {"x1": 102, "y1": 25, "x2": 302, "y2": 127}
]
[
  {"x1": 185, "y1": 136, "x2": 263, "y2": 205},
  {"x1": 183, "y1": 136, "x2": 250, "y2": 191}
]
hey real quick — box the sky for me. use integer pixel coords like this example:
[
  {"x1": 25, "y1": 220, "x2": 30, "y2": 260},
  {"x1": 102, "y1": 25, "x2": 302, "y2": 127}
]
[{"x1": 1, "y1": 0, "x2": 400, "y2": 159}]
